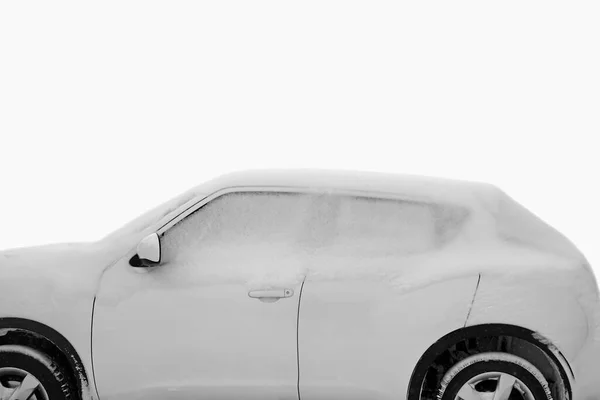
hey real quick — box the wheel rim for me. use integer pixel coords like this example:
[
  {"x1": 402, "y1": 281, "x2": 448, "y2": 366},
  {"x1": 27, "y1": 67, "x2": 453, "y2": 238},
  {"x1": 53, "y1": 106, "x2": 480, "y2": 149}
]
[
  {"x1": 455, "y1": 371, "x2": 536, "y2": 400},
  {"x1": 0, "y1": 367, "x2": 49, "y2": 400}
]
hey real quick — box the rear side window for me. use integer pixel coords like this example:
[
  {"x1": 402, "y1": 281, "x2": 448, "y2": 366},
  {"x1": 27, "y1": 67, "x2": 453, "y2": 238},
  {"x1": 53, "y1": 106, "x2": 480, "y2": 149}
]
[{"x1": 301, "y1": 195, "x2": 468, "y2": 256}]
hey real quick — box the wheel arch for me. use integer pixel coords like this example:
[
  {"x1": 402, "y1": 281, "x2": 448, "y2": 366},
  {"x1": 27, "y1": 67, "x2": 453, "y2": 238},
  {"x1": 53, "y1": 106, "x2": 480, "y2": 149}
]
[
  {"x1": 0, "y1": 317, "x2": 90, "y2": 400},
  {"x1": 407, "y1": 323, "x2": 574, "y2": 400}
]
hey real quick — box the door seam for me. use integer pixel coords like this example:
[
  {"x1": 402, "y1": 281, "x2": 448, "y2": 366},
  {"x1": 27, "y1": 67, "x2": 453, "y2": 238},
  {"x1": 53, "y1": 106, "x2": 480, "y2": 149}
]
[
  {"x1": 296, "y1": 279, "x2": 305, "y2": 400},
  {"x1": 464, "y1": 273, "x2": 481, "y2": 327},
  {"x1": 90, "y1": 295, "x2": 101, "y2": 400}
]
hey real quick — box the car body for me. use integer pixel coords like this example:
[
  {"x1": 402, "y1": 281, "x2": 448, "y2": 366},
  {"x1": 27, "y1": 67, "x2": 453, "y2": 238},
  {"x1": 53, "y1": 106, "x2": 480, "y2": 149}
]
[{"x1": 0, "y1": 170, "x2": 598, "y2": 400}]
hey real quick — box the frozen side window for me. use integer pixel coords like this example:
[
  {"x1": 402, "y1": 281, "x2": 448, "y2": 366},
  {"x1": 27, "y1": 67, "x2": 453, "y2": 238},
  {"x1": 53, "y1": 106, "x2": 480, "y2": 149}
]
[
  {"x1": 160, "y1": 191, "x2": 309, "y2": 266},
  {"x1": 431, "y1": 203, "x2": 470, "y2": 246},
  {"x1": 299, "y1": 195, "x2": 470, "y2": 257},
  {"x1": 332, "y1": 196, "x2": 437, "y2": 256}
]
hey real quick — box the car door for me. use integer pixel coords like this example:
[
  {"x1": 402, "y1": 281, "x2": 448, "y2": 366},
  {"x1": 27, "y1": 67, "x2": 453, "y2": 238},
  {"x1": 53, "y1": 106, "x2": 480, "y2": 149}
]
[
  {"x1": 297, "y1": 194, "x2": 478, "y2": 400},
  {"x1": 92, "y1": 190, "x2": 307, "y2": 400}
]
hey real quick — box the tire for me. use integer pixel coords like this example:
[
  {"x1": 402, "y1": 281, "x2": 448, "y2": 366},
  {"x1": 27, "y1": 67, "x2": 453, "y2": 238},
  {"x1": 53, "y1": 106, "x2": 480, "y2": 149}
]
[
  {"x1": 0, "y1": 345, "x2": 75, "y2": 400},
  {"x1": 437, "y1": 352, "x2": 552, "y2": 400}
]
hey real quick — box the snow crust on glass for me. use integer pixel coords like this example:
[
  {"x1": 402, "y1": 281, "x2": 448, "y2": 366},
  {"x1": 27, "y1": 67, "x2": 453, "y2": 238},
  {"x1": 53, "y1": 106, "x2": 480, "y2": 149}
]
[{"x1": 1, "y1": 169, "x2": 599, "y2": 400}]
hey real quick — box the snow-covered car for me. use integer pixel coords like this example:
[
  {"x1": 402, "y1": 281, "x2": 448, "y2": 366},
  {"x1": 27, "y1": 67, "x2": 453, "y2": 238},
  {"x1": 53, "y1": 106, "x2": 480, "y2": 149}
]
[{"x1": 0, "y1": 170, "x2": 598, "y2": 400}]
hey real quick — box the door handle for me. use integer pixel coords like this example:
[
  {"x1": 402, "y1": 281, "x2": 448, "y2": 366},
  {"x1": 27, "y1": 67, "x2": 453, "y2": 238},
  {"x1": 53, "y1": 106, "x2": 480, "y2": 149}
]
[{"x1": 248, "y1": 289, "x2": 294, "y2": 303}]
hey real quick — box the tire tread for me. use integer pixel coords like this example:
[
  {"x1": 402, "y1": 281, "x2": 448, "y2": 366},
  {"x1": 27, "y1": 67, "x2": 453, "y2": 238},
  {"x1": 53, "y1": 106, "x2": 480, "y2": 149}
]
[
  {"x1": 437, "y1": 352, "x2": 552, "y2": 400},
  {"x1": 0, "y1": 344, "x2": 76, "y2": 400}
]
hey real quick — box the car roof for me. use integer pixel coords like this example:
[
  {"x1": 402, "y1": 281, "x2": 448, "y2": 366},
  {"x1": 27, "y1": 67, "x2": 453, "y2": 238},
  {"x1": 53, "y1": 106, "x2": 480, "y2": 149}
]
[{"x1": 199, "y1": 169, "x2": 502, "y2": 209}]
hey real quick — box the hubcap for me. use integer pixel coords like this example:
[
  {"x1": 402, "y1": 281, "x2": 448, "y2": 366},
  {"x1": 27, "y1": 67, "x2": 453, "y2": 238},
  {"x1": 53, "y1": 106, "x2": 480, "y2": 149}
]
[
  {"x1": 455, "y1": 372, "x2": 536, "y2": 400},
  {"x1": 0, "y1": 367, "x2": 48, "y2": 400}
]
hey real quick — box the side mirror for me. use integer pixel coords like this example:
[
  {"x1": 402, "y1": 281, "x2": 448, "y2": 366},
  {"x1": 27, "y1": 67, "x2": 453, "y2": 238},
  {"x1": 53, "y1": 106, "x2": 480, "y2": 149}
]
[{"x1": 130, "y1": 233, "x2": 161, "y2": 268}]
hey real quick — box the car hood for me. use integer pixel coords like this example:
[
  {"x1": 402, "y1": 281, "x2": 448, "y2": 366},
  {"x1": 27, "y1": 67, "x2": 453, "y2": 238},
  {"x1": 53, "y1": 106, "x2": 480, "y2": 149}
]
[{"x1": 0, "y1": 241, "x2": 131, "y2": 297}]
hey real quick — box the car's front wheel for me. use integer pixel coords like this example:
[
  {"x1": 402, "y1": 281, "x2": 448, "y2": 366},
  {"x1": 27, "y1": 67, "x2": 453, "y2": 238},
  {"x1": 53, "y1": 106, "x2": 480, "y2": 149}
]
[
  {"x1": 437, "y1": 352, "x2": 553, "y2": 400},
  {"x1": 0, "y1": 345, "x2": 75, "y2": 400}
]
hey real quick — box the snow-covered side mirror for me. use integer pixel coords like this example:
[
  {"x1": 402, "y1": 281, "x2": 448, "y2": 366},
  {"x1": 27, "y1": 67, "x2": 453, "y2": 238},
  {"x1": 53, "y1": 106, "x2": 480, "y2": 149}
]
[{"x1": 130, "y1": 233, "x2": 161, "y2": 268}]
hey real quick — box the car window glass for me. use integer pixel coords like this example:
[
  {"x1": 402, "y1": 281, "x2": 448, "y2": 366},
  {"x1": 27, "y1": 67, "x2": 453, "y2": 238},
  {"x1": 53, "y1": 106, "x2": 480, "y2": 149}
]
[
  {"x1": 160, "y1": 190, "x2": 470, "y2": 280},
  {"x1": 161, "y1": 191, "x2": 308, "y2": 263}
]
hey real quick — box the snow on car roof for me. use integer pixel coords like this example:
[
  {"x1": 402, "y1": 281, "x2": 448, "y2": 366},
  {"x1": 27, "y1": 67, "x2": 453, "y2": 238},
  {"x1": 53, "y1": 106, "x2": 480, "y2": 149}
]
[
  {"x1": 107, "y1": 169, "x2": 504, "y2": 244},
  {"x1": 200, "y1": 169, "x2": 502, "y2": 210}
]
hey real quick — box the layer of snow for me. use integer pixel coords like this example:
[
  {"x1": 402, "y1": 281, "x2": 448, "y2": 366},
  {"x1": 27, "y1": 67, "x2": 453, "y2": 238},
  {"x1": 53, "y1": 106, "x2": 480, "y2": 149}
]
[
  {"x1": 156, "y1": 189, "x2": 587, "y2": 286},
  {"x1": 104, "y1": 169, "x2": 502, "y2": 243},
  {"x1": 2, "y1": 170, "x2": 599, "y2": 399},
  {"x1": 200, "y1": 169, "x2": 501, "y2": 206},
  {"x1": 0, "y1": 242, "x2": 113, "y2": 294},
  {"x1": 153, "y1": 188, "x2": 599, "y2": 398}
]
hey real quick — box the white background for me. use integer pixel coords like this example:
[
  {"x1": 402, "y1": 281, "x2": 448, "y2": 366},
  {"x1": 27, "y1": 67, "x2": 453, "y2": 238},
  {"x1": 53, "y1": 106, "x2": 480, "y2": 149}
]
[{"x1": 1, "y1": 2, "x2": 598, "y2": 276}]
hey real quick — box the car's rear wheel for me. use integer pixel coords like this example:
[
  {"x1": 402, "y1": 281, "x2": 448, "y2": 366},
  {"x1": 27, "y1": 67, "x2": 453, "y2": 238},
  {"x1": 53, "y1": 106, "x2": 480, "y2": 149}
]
[
  {"x1": 437, "y1": 352, "x2": 553, "y2": 400},
  {"x1": 0, "y1": 345, "x2": 75, "y2": 400}
]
